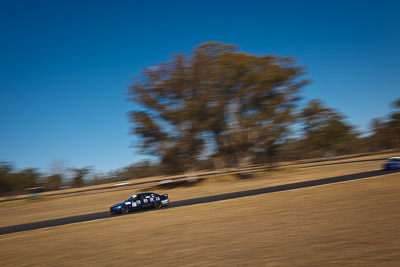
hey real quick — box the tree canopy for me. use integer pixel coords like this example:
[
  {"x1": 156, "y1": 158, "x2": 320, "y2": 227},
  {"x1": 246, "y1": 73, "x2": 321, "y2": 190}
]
[
  {"x1": 368, "y1": 98, "x2": 400, "y2": 150},
  {"x1": 129, "y1": 42, "x2": 310, "y2": 172},
  {"x1": 301, "y1": 99, "x2": 357, "y2": 156}
]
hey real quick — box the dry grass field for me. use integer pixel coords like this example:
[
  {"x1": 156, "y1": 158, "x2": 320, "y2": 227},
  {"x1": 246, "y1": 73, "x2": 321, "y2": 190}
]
[
  {"x1": 0, "y1": 153, "x2": 394, "y2": 227},
  {"x1": 0, "y1": 171, "x2": 399, "y2": 266}
]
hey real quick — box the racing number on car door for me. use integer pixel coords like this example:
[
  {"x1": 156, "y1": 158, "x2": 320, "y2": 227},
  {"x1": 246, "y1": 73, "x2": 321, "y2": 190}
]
[
  {"x1": 136, "y1": 194, "x2": 148, "y2": 208},
  {"x1": 142, "y1": 194, "x2": 153, "y2": 208},
  {"x1": 132, "y1": 197, "x2": 141, "y2": 208}
]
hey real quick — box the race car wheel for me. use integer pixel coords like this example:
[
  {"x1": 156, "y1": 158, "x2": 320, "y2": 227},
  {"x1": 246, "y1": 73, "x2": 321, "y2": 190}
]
[
  {"x1": 154, "y1": 201, "x2": 161, "y2": 209},
  {"x1": 121, "y1": 206, "x2": 129, "y2": 214}
]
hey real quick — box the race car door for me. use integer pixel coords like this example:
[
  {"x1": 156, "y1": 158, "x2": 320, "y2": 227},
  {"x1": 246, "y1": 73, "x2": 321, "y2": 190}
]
[
  {"x1": 140, "y1": 193, "x2": 153, "y2": 208},
  {"x1": 131, "y1": 195, "x2": 143, "y2": 209}
]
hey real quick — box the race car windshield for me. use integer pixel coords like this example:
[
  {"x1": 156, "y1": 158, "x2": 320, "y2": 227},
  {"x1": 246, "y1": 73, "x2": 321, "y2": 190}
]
[{"x1": 125, "y1": 194, "x2": 137, "y2": 201}]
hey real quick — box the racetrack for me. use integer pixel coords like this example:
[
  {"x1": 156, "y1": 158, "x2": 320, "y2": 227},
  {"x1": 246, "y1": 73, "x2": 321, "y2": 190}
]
[
  {"x1": 0, "y1": 155, "x2": 388, "y2": 203},
  {"x1": 1, "y1": 168, "x2": 398, "y2": 236}
]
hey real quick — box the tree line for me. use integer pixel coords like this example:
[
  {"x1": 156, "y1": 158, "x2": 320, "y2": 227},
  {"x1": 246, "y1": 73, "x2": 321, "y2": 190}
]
[
  {"x1": 1, "y1": 42, "x2": 399, "y2": 196},
  {"x1": 0, "y1": 163, "x2": 157, "y2": 196}
]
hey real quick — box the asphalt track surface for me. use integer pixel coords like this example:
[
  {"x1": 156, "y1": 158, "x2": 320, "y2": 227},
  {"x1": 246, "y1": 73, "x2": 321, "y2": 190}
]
[{"x1": 1, "y1": 169, "x2": 398, "y2": 236}]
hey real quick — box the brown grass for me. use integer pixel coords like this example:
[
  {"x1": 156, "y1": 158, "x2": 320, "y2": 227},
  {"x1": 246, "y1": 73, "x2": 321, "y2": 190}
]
[
  {"x1": 0, "y1": 153, "x2": 393, "y2": 228},
  {"x1": 0, "y1": 172, "x2": 399, "y2": 266}
]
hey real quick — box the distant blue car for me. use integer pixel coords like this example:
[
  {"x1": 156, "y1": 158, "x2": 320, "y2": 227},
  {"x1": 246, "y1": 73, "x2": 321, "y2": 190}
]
[
  {"x1": 110, "y1": 192, "x2": 169, "y2": 214},
  {"x1": 383, "y1": 157, "x2": 400, "y2": 170}
]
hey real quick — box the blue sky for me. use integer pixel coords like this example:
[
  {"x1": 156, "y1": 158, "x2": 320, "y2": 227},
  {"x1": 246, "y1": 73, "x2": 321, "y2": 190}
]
[{"x1": 0, "y1": 0, "x2": 399, "y2": 173}]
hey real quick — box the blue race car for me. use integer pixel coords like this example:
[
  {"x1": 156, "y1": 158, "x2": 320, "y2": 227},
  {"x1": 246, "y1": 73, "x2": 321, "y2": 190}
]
[
  {"x1": 383, "y1": 157, "x2": 400, "y2": 170},
  {"x1": 110, "y1": 192, "x2": 169, "y2": 214}
]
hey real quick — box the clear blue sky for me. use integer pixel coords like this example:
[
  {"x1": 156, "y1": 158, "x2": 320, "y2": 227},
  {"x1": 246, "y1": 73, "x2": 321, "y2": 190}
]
[{"x1": 1, "y1": 0, "x2": 399, "y2": 173}]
